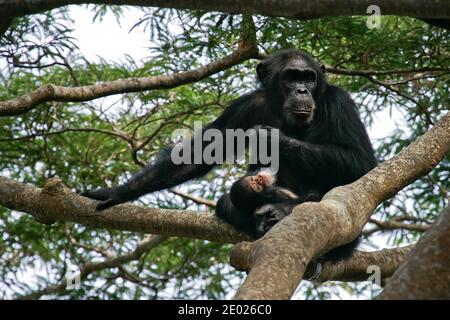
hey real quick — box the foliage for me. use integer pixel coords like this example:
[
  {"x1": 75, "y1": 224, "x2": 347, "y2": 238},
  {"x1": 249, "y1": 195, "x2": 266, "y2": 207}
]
[{"x1": 0, "y1": 6, "x2": 448, "y2": 299}]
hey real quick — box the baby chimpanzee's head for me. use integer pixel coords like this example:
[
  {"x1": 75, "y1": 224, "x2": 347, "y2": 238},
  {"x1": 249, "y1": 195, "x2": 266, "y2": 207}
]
[{"x1": 230, "y1": 170, "x2": 276, "y2": 212}]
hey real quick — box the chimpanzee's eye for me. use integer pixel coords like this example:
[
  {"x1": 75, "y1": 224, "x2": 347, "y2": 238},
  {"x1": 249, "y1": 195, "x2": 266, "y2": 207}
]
[{"x1": 283, "y1": 69, "x2": 316, "y2": 83}]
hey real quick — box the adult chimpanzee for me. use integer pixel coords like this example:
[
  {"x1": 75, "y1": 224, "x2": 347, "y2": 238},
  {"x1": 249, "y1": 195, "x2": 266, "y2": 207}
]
[{"x1": 82, "y1": 49, "x2": 377, "y2": 260}]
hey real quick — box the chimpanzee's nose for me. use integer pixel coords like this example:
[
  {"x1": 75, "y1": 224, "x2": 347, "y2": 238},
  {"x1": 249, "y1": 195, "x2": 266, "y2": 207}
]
[{"x1": 297, "y1": 87, "x2": 308, "y2": 95}]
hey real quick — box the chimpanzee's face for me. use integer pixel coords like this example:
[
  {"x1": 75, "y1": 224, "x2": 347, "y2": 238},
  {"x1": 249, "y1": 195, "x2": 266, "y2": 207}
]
[
  {"x1": 243, "y1": 171, "x2": 275, "y2": 192},
  {"x1": 257, "y1": 51, "x2": 326, "y2": 128},
  {"x1": 279, "y1": 57, "x2": 318, "y2": 126}
]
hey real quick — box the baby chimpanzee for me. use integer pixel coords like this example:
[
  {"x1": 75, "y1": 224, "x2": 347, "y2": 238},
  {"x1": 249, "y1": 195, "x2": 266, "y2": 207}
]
[
  {"x1": 229, "y1": 169, "x2": 358, "y2": 261},
  {"x1": 230, "y1": 169, "x2": 322, "y2": 236},
  {"x1": 230, "y1": 169, "x2": 299, "y2": 214}
]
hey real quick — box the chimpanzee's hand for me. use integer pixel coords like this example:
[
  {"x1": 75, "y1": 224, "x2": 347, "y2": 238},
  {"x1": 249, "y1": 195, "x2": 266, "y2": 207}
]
[
  {"x1": 252, "y1": 125, "x2": 289, "y2": 149},
  {"x1": 252, "y1": 125, "x2": 278, "y2": 138},
  {"x1": 254, "y1": 203, "x2": 290, "y2": 237},
  {"x1": 81, "y1": 187, "x2": 126, "y2": 210},
  {"x1": 252, "y1": 125, "x2": 280, "y2": 157}
]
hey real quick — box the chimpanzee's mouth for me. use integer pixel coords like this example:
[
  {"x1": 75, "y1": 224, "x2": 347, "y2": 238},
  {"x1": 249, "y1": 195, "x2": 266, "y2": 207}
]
[{"x1": 292, "y1": 109, "x2": 311, "y2": 115}]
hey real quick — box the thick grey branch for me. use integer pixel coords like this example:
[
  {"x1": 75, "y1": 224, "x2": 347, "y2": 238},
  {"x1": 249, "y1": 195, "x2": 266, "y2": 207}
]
[
  {"x1": 378, "y1": 206, "x2": 450, "y2": 299},
  {"x1": 0, "y1": 176, "x2": 251, "y2": 244},
  {"x1": 305, "y1": 245, "x2": 414, "y2": 283},
  {"x1": 231, "y1": 244, "x2": 413, "y2": 282},
  {"x1": 2, "y1": 0, "x2": 450, "y2": 21}
]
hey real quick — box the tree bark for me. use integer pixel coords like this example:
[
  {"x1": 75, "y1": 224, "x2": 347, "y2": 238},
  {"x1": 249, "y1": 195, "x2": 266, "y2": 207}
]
[
  {"x1": 231, "y1": 242, "x2": 414, "y2": 283},
  {"x1": 2, "y1": 0, "x2": 449, "y2": 21},
  {"x1": 0, "y1": 175, "x2": 251, "y2": 244},
  {"x1": 377, "y1": 206, "x2": 450, "y2": 299}
]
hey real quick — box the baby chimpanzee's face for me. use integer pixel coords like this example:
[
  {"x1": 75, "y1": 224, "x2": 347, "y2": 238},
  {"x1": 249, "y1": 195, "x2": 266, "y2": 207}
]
[{"x1": 244, "y1": 171, "x2": 275, "y2": 192}]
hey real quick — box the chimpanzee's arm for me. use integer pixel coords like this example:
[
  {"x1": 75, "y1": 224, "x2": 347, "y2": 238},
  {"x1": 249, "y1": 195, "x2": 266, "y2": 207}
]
[
  {"x1": 216, "y1": 193, "x2": 259, "y2": 238},
  {"x1": 82, "y1": 151, "x2": 214, "y2": 210},
  {"x1": 82, "y1": 91, "x2": 265, "y2": 210},
  {"x1": 280, "y1": 139, "x2": 364, "y2": 180}
]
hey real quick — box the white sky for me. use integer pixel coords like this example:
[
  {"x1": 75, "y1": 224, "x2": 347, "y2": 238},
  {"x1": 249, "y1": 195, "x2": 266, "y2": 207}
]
[{"x1": 71, "y1": 6, "x2": 149, "y2": 62}]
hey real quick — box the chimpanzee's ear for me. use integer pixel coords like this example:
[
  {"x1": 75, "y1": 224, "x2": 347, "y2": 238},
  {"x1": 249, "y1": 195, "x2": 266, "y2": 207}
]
[
  {"x1": 320, "y1": 63, "x2": 326, "y2": 73},
  {"x1": 256, "y1": 62, "x2": 268, "y2": 84}
]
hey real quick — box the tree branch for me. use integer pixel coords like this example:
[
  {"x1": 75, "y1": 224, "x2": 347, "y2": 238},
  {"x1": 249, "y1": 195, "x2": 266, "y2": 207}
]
[
  {"x1": 363, "y1": 218, "x2": 430, "y2": 236},
  {"x1": 306, "y1": 245, "x2": 414, "y2": 283},
  {"x1": 0, "y1": 176, "x2": 250, "y2": 244},
  {"x1": 2, "y1": 0, "x2": 449, "y2": 23},
  {"x1": 326, "y1": 66, "x2": 450, "y2": 77},
  {"x1": 16, "y1": 234, "x2": 168, "y2": 300},
  {"x1": 230, "y1": 243, "x2": 414, "y2": 283},
  {"x1": 0, "y1": 41, "x2": 257, "y2": 117},
  {"x1": 232, "y1": 112, "x2": 450, "y2": 299},
  {"x1": 169, "y1": 189, "x2": 217, "y2": 208},
  {"x1": 378, "y1": 206, "x2": 450, "y2": 299}
]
